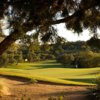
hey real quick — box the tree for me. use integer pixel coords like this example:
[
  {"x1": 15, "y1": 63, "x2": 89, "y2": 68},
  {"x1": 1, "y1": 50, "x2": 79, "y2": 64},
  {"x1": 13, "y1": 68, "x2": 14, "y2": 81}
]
[
  {"x1": 56, "y1": 54, "x2": 75, "y2": 66},
  {"x1": 51, "y1": 37, "x2": 67, "y2": 55},
  {"x1": 0, "y1": 0, "x2": 100, "y2": 55}
]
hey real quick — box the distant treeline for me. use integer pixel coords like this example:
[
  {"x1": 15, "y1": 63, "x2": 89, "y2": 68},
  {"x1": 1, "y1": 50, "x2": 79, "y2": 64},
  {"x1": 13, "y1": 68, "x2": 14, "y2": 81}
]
[{"x1": 0, "y1": 40, "x2": 100, "y2": 68}]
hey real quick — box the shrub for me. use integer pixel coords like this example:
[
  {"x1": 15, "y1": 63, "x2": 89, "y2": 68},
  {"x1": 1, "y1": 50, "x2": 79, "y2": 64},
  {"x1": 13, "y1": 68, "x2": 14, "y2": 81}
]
[
  {"x1": 0, "y1": 53, "x2": 9, "y2": 66},
  {"x1": 33, "y1": 54, "x2": 40, "y2": 61},
  {"x1": 92, "y1": 57, "x2": 100, "y2": 67},
  {"x1": 76, "y1": 57, "x2": 94, "y2": 68},
  {"x1": 14, "y1": 53, "x2": 23, "y2": 63},
  {"x1": 78, "y1": 57, "x2": 100, "y2": 68},
  {"x1": 75, "y1": 51, "x2": 100, "y2": 68},
  {"x1": 57, "y1": 51, "x2": 100, "y2": 68},
  {"x1": 56, "y1": 54, "x2": 74, "y2": 65}
]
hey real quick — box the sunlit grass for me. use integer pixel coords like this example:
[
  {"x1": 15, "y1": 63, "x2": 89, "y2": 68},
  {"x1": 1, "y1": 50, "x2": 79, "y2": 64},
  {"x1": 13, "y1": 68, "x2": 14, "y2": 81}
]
[{"x1": 0, "y1": 60, "x2": 100, "y2": 85}]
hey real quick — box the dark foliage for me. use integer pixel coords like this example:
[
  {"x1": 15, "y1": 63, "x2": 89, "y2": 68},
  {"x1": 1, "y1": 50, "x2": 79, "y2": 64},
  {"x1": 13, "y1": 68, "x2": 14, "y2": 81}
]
[
  {"x1": 0, "y1": 0, "x2": 100, "y2": 55},
  {"x1": 87, "y1": 78, "x2": 100, "y2": 100},
  {"x1": 87, "y1": 36, "x2": 100, "y2": 48}
]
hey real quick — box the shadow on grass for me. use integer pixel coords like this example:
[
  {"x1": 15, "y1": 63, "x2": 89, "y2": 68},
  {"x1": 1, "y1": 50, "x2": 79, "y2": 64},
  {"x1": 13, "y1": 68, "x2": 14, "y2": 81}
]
[
  {"x1": 62, "y1": 78, "x2": 96, "y2": 84},
  {"x1": 79, "y1": 71, "x2": 100, "y2": 76},
  {"x1": 26, "y1": 64, "x2": 68, "y2": 70},
  {"x1": 24, "y1": 61, "x2": 76, "y2": 69},
  {"x1": 37, "y1": 89, "x2": 87, "y2": 98},
  {"x1": 39, "y1": 60, "x2": 58, "y2": 64},
  {"x1": 6, "y1": 63, "x2": 64, "y2": 70}
]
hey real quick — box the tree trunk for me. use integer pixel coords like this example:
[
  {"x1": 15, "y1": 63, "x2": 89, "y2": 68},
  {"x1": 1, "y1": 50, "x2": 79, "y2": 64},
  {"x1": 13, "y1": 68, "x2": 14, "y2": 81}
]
[{"x1": 0, "y1": 30, "x2": 19, "y2": 56}]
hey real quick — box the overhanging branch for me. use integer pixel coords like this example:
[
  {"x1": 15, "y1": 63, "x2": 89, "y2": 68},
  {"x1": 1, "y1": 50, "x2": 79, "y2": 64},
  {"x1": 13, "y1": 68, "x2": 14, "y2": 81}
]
[{"x1": 50, "y1": 0, "x2": 99, "y2": 25}]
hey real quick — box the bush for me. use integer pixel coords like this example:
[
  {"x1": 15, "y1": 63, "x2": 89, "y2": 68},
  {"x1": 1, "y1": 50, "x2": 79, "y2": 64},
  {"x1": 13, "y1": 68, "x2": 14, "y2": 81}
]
[
  {"x1": 56, "y1": 51, "x2": 100, "y2": 68},
  {"x1": 77, "y1": 57, "x2": 100, "y2": 68},
  {"x1": 75, "y1": 51, "x2": 100, "y2": 68},
  {"x1": 56, "y1": 54, "x2": 74, "y2": 65},
  {"x1": 76, "y1": 57, "x2": 94, "y2": 68},
  {"x1": 40, "y1": 54, "x2": 55, "y2": 60},
  {"x1": 0, "y1": 53, "x2": 9, "y2": 66},
  {"x1": 8, "y1": 54, "x2": 17, "y2": 64},
  {"x1": 0, "y1": 53, "x2": 19, "y2": 66},
  {"x1": 32, "y1": 54, "x2": 40, "y2": 62},
  {"x1": 92, "y1": 57, "x2": 100, "y2": 67},
  {"x1": 14, "y1": 52, "x2": 23, "y2": 63}
]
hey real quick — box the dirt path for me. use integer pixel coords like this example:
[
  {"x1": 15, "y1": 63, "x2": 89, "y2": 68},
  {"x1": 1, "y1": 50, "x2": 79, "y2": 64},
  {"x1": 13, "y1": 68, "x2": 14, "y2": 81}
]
[{"x1": 0, "y1": 77, "x2": 90, "y2": 100}]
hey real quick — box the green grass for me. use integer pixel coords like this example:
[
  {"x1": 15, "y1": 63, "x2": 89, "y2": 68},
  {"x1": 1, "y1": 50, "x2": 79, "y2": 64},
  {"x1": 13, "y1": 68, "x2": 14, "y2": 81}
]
[{"x1": 0, "y1": 60, "x2": 100, "y2": 85}]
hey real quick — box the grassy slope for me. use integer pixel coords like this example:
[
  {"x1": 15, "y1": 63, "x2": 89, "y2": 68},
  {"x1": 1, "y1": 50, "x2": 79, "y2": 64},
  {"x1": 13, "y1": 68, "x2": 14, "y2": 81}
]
[{"x1": 0, "y1": 60, "x2": 100, "y2": 85}]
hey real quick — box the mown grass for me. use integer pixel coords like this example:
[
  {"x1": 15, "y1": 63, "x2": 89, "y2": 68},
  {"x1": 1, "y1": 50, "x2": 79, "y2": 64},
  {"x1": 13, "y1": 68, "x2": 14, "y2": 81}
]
[{"x1": 0, "y1": 60, "x2": 100, "y2": 85}]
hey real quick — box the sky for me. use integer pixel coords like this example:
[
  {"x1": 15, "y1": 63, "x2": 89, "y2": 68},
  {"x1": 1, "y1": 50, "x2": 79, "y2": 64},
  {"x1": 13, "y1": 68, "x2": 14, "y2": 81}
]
[{"x1": 55, "y1": 23, "x2": 93, "y2": 42}]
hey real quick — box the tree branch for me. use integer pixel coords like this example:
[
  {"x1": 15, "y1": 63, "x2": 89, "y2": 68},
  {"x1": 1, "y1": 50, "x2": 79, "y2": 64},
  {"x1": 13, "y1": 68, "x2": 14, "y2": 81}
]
[{"x1": 50, "y1": 0, "x2": 99, "y2": 25}]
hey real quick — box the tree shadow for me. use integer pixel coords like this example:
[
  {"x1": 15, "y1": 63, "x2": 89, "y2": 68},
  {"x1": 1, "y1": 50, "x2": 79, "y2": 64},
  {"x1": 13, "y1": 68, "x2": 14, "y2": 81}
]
[
  {"x1": 25, "y1": 64, "x2": 67, "y2": 69},
  {"x1": 37, "y1": 89, "x2": 87, "y2": 100},
  {"x1": 62, "y1": 78, "x2": 96, "y2": 84},
  {"x1": 78, "y1": 71, "x2": 100, "y2": 76}
]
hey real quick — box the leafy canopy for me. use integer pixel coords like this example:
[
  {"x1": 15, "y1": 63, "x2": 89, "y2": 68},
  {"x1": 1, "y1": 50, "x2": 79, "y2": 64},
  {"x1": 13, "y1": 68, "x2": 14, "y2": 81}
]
[
  {"x1": 0, "y1": 0, "x2": 100, "y2": 33},
  {"x1": 0, "y1": 0, "x2": 100, "y2": 55}
]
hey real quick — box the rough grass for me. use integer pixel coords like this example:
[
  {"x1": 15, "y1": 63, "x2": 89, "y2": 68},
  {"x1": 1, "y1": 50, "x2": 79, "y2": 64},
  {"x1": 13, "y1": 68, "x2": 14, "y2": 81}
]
[
  {"x1": 0, "y1": 60, "x2": 100, "y2": 85},
  {"x1": 0, "y1": 78, "x2": 10, "y2": 96}
]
